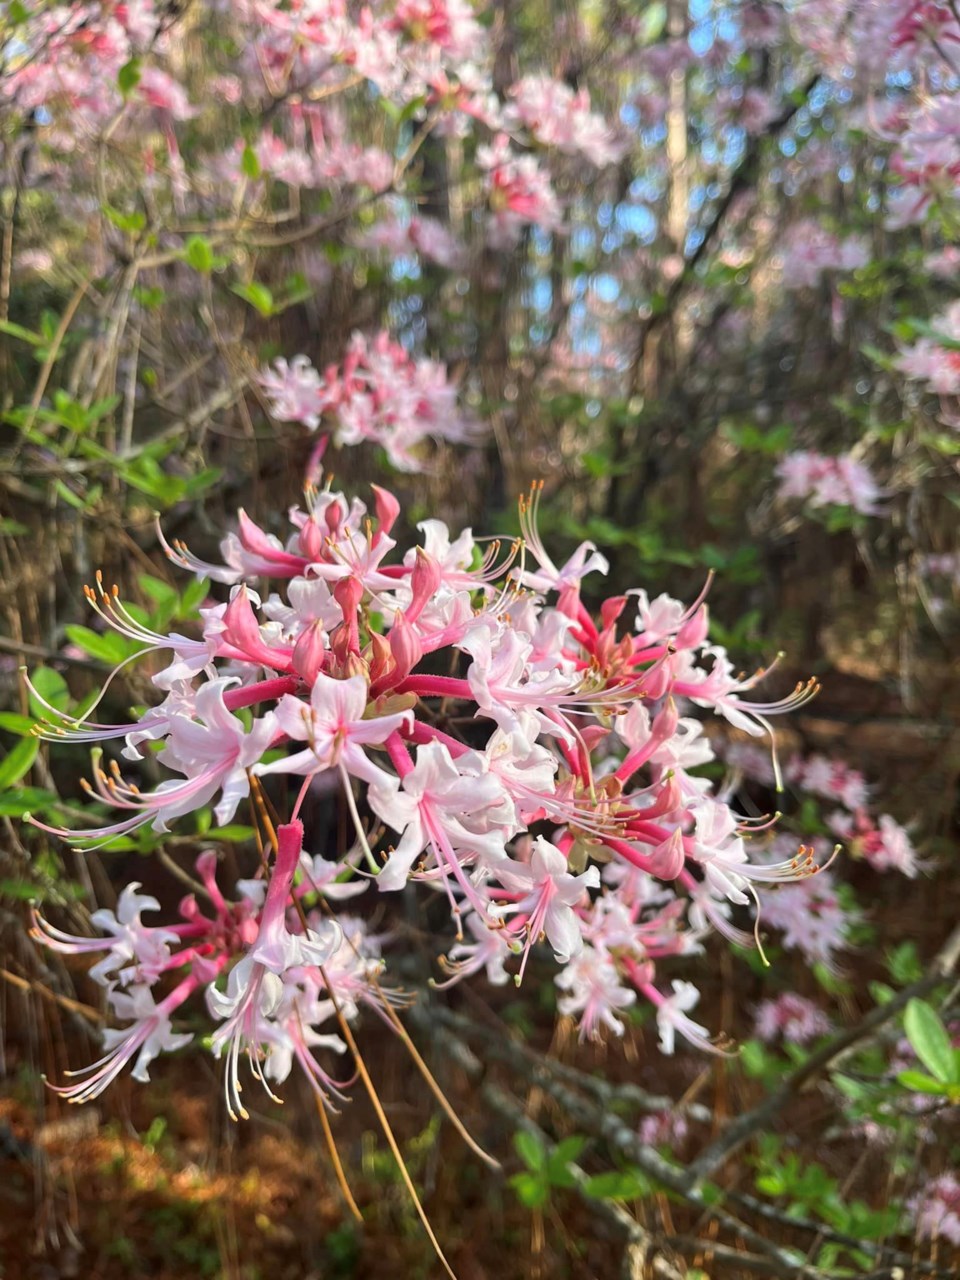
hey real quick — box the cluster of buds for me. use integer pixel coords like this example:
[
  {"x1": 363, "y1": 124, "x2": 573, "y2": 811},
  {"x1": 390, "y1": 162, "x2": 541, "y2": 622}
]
[
  {"x1": 775, "y1": 450, "x2": 886, "y2": 516},
  {"x1": 258, "y1": 331, "x2": 478, "y2": 472},
  {"x1": 28, "y1": 479, "x2": 824, "y2": 1115}
]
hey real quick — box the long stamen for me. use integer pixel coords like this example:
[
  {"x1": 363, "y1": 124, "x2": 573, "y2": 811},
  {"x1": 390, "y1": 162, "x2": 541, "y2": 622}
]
[
  {"x1": 316, "y1": 1093, "x2": 364, "y2": 1222},
  {"x1": 321, "y1": 966, "x2": 460, "y2": 1280},
  {"x1": 375, "y1": 987, "x2": 501, "y2": 1170},
  {"x1": 339, "y1": 763, "x2": 379, "y2": 873}
]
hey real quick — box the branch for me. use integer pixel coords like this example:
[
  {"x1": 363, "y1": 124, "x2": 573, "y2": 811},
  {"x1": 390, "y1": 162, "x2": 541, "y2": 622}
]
[
  {"x1": 630, "y1": 73, "x2": 821, "y2": 386},
  {"x1": 483, "y1": 1082, "x2": 687, "y2": 1280},
  {"x1": 421, "y1": 1001, "x2": 956, "y2": 1279},
  {"x1": 426, "y1": 1003, "x2": 712, "y2": 1124},
  {"x1": 681, "y1": 921, "x2": 960, "y2": 1189},
  {"x1": 0, "y1": 634, "x2": 107, "y2": 672}
]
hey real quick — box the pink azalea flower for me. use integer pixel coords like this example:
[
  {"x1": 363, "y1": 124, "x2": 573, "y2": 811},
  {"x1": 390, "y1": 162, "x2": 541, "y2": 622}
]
[
  {"x1": 496, "y1": 835, "x2": 600, "y2": 978},
  {"x1": 255, "y1": 671, "x2": 413, "y2": 787}
]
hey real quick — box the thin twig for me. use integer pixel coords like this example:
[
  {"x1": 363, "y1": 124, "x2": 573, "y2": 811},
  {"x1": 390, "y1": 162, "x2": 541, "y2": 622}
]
[
  {"x1": 682, "y1": 922, "x2": 960, "y2": 1189},
  {"x1": 483, "y1": 1082, "x2": 686, "y2": 1280}
]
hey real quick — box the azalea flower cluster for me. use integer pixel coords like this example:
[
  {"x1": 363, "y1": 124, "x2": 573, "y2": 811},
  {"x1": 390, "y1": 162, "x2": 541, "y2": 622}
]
[
  {"x1": 724, "y1": 740, "x2": 918, "y2": 969},
  {"x1": 922, "y1": 551, "x2": 960, "y2": 586},
  {"x1": 753, "y1": 992, "x2": 832, "y2": 1045},
  {"x1": 788, "y1": 0, "x2": 960, "y2": 234},
  {"x1": 910, "y1": 1174, "x2": 960, "y2": 1247},
  {"x1": 782, "y1": 752, "x2": 919, "y2": 879},
  {"x1": 897, "y1": 301, "x2": 960, "y2": 403},
  {"x1": 777, "y1": 222, "x2": 870, "y2": 291},
  {"x1": 775, "y1": 450, "x2": 886, "y2": 516},
  {"x1": 258, "y1": 331, "x2": 478, "y2": 471},
  {"x1": 28, "y1": 479, "x2": 824, "y2": 1111}
]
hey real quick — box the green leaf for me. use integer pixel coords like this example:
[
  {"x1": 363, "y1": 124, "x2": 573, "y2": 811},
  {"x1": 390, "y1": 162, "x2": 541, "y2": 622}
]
[
  {"x1": 64, "y1": 624, "x2": 136, "y2": 666},
  {"x1": 514, "y1": 1130, "x2": 546, "y2": 1172},
  {"x1": 0, "y1": 319, "x2": 43, "y2": 347},
  {"x1": 508, "y1": 1171, "x2": 549, "y2": 1209},
  {"x1": 0, "y1": 787, "x2": 56, "y2": 817},
  {"x1": 886, "y1": 941, "x2": 923, "y2": 984},
  {"x1": 904, "y1": 998, "x2": 957, "y2": 1085},
  {"x1": 28, "y1": 667, "x2": 70, "y2": 716},
  {"x1": 179, "y1": 576, "x2": 210, "y2": 614},
  {"x1": 241, "y1": 145, "x2": 261, "y2": 179},
  {"x1": 551, "y1": 1136, "x2": 587, "y2": 1165},
  {"x1": 207, "y1": 824, "x2": 255, "y2": 843},
  {"x1": 182, "y1": 466, "x2": 222, "y2": 498},
  {"x1": 135, "y1": 286, "x2": 166, "y2": 311},
  {"x1": 103, "y1": 205, "x2": 146, "y2": 235},
  {"x1": 860, "y1": 343, "x2": 896, "y2": 372},
  {"x1": 868, "y1": 981, "x2": 895, "y2": 1006},
  {"x1": 638, "y1": 1, "x2": 667, "y2": 44},
  {"x1": 53, "y1": 478, "x2": 90, "y2": 512},
  {"x1": 231, "y1": 282, "x2": 275, "y2": 317},
  {"x1": 897, "y1": 1069, "x2": 950, "y2": 1096},
  {"x1": 0, "y1": 736, "x2": 39, "y2": 790},
  {"x1": 582, "y1": 1169, "x2": 650, "y2": 1200},
  {"x1": 138, "y1": 574, "x2": 178, "y2": 612},
  {"x1": 830, "y1": 1073, "x2": 868, "y2": 1102},
  {"x1": 118, "y1": 57, "x2": 141, "y2": 96},
  {"x1": 0, "y1": 878, "x2": 43, "y2": 901},
  {"x1": 756, "y1": 1173, "x2": 786, "y2": 1196},
  {"x1": 185, "y1": 235, "x2": 215, "y2": 274},
  {"x1": 739, "y1": 1039, "x2": 769, "y2": 1078},
  {"x1": 920, "y1": 431, "x2": 960, "y2": 457},
  {"x1": 0, "y1": 712, "x2": 37, "y2": 735}
]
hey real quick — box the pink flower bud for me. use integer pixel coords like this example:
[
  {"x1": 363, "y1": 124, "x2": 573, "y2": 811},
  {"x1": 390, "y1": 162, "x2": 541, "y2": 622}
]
[
  {"x1": 647, "y1": 826, "x2": 685, "y2": 879},
  {"x1": 406, "y1": 548, "x2": 442, "y2": 624},
  {"x1": 651, "y1": 697, "x2": 679, "y2": 743},
  {"x1": 179, "y1": 893, "x2": 199, "y2": 920},
  {"x1": 367, "y1": 629, "x2": 393, "y2": 685},
  {"x1": 638, "y1": 658, "x2": 672, "y2": 701},
  {"x1": 298, "y1": 514, "x2": 325, "y2": 562},
  {"x1": 371, "y1": 484, "x2": 401, "y2": 538},
  {"x1": 600, "y1": 595, "x2": 628, "y2": 631},
  {"x1": 642, "y1": 773, "x2": 683, "y2": 821},
  {"x1": 325, "y1": 498, "x2": 344, "y2": 534},
  {"x1": 237, "y1": 509, "x2": 279, "y2": 558},
  {"x1": 237, "y1": 916, "x2": 259, "y2": 947},
  {"x1": 333, "y1": 575, "x2": 363, "y2": 654},
  {"x1": 293, "y1": 619, "x2": 326, "y2": 684},
  {"x1": 222, "y1": 586, "x2": 293, "y2": 671},
  {"x1": 221, "y1": 586, "x2": 260, "y2": 648},
  {"x1": 389, "y1": 611, "x2": 423, "y2": 682},
  {"x1": 677, "y1": 604, "x2": 709, "y2": 650}
]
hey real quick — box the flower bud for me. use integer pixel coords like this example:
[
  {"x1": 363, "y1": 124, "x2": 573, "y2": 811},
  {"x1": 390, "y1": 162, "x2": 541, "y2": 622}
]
[
  {"x1": 638, "y1": 657, "x2": 672, "y2": 701},
  {"x1": 651, "y1": 697, "x2": 679, "y2": 744},
  {"x1": 365, "y1": 624, "x2": 389, "y2": 672},
  {"x1": 237, "y1": 509, "x2": 282, "y2": 560},
  {"x1": 642, "y1": 773, "x2": 683, "y2": 821},
  {"x1": 600, "y1": 595, "x2": 628, "y2": 632},
  {"x1": 298, "y1": 514, "x2": 325, "y2": 562},
  {"x1": 406, "y1": 548, "x2": 441, "y2": 624},
  {"x1": 389, "y1": 611, "x2": 423, "y2": 682},
  {"x1": 677, "y1": 604, "x2": 709, "y2": 651},
  {"x1": 333, "y1": 575, "x2": 363, "y2": 654},
  {"x1": 292, "y1": 619, "x2": 326, "y2": 685},
  {"x1": 371, "y1": 484, "x2": 401, "y2": 538},
  {"x1": 178, "y1": 893, "x2": 199, "y2": 921},
  {"x1": 647, "y1": 826, "x2": 685, "y2": 880},
  {"x1": 325, "y1": 497, "x2": 344, "y2": 534}
]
